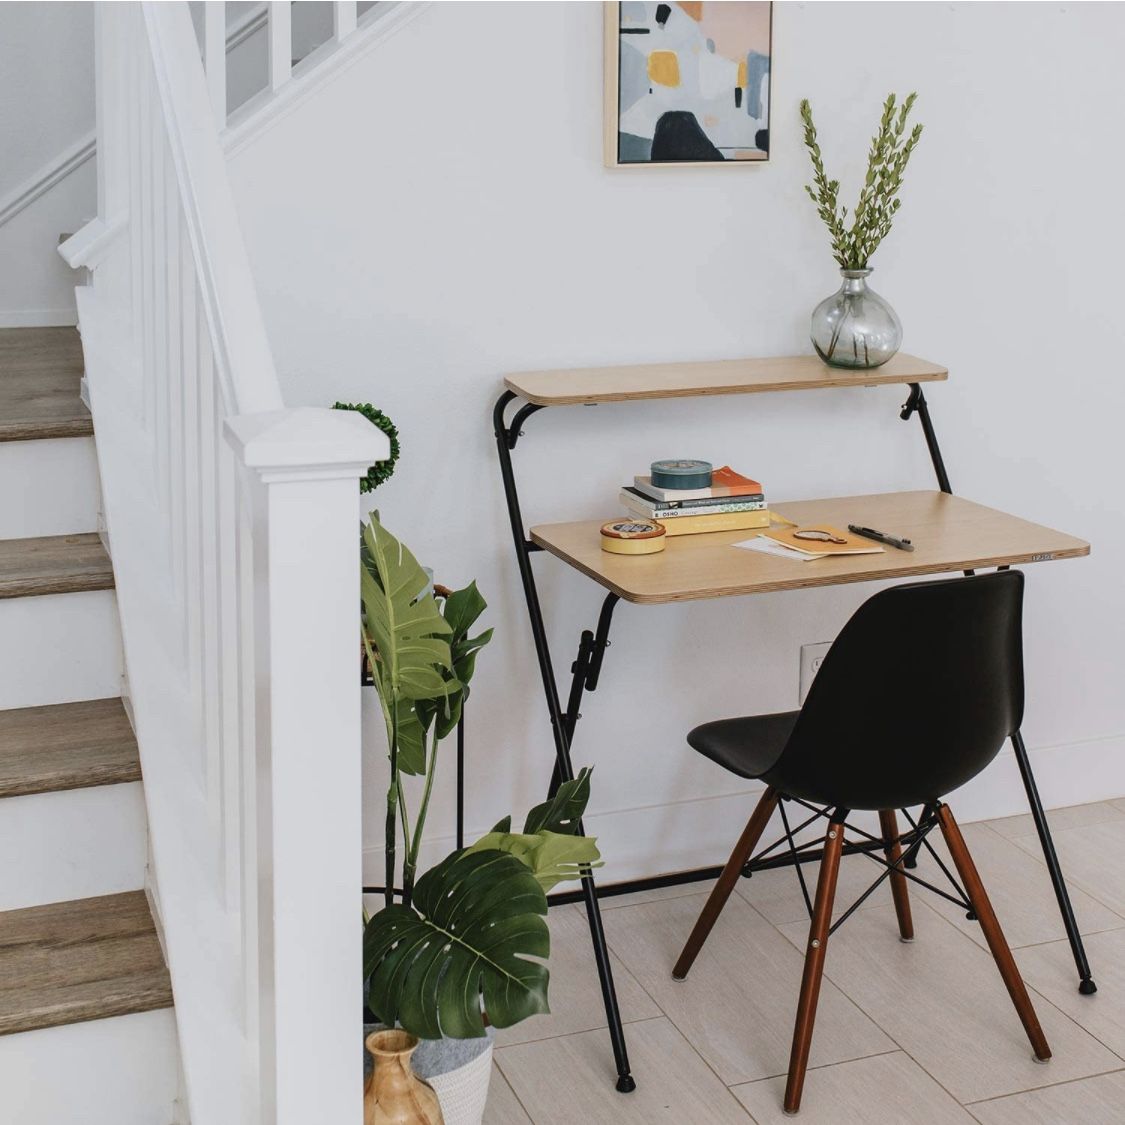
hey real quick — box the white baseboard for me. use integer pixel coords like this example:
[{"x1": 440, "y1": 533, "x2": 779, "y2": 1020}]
[
  {"x1": 0, "y1": 308, "x2": 78, "y2": 328},
  {"x1": 363, "y1": 734, "x2": 1125, "y2": 889}
]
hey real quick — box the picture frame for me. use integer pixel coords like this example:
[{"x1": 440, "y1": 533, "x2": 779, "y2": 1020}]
[{"x1": 603, "y1": 1, "x2": 773, "y2": 169}]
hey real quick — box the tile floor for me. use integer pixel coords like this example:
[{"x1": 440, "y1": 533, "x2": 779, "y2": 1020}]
[{"x1": 483, "y1": 799, "x2": 1125, "y2": 1124}]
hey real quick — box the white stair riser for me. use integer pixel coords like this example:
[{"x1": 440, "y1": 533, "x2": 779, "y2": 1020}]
[
  {"x1": 0, "y1": 590, "x2": 122, "y2": 710},
  {"x1": 0, "y1": 782, "x2": 146, "y2": 910},
  {"x1": 0, "y1": 1009, "x2": 179, "y2": 1125},
  {"x1": 0, "y1": 437, "x2": 100, "y2": 539}
]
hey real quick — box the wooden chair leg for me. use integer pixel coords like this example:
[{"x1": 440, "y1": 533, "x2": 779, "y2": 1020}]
[
  {"x1": 879, "y1": 809, "x2": 914, "y2": 942},
  {"x1": 783, "y1": 815, "x2": 846, "y2": 1115},
  {"x1": 673, "y1": 787, "x2": 779, "y2": 981},
  {"x1": 937, "y1": 804, "x2": 1051, "y2": 1062}
]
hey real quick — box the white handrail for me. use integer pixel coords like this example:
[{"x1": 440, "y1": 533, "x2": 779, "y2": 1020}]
[{"x1": 66, "y1": 4, "x2": 386, "y2": 1122}]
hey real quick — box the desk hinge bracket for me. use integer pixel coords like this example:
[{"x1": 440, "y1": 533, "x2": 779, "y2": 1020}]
[{"x1": 900, "y1": 382, "x2": 923, "y2": 421}]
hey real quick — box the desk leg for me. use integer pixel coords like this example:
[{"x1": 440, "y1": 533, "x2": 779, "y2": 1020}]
[
  {"x1": 1011, "y1": 731, "x2": 1097, "y2": 994},
  {"x1": 899, "y1": 384, "x2": 966, "y2": 871},
  {"x1": 493, "y1": 395, "x2": 636, "y2": 1092}
]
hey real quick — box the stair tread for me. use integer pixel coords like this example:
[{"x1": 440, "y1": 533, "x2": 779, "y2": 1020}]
[
  {"x1": 0, "y1": 533, "x2": 114, "y2": 598},
  {"x1": 0, "y1": 699, "x2": 139, "y2": 798},
  {"x1": 0, "y1": 891, "x2": 172, "y2": 1035},
  {"x1": 0, "y1": 327, "x2": 92, "y2": 441}
]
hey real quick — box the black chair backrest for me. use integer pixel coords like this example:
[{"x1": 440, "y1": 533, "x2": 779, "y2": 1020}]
[{"x1": 775, "y1": 571, "x2": 1025, "y2": 811}]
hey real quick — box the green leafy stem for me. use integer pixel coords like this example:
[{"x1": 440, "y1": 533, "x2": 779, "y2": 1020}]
[{"x1": 800, "y1": 92, "x2": 923, "y2": 271}]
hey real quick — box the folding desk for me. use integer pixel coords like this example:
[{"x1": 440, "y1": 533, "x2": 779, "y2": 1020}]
[{"x1": 492, "y1": 354, "x2": 1093, "y2": 1094}]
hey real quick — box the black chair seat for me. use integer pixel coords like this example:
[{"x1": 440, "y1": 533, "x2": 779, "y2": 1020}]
[{"x1": 687, "y1": 711, "x2": 799, "y2": 780}]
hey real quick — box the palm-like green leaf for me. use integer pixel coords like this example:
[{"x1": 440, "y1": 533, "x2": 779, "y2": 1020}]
[
  {"x1": 523, "y1": 768, "x2": 592, "y2": 835},
  {"x1": 364, "y1": 849, "x2": 550, "y2": 1039},
  {"x1": 361, "y1": 518, "x2": 457, "y2": 704},
  {"x1": 467, "y1": 829, "x2": 602, "y2": 892},
  {"x1": 417, "y1": 580, "x2": 493, "y2": 739}
]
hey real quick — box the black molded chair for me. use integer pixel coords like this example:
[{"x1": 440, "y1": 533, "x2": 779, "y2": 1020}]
[{"x1": 672, "y1": 572, "x2": 1051, "y2": 1114}]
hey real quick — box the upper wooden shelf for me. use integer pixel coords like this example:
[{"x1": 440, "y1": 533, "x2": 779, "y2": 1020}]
[{"x1": 505, "y1": 352, "x2": 947, "y2": 407}]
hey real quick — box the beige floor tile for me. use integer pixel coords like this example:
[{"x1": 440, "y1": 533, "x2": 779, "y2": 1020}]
[
  {"x1": 1110, "y1": 798, "x2": 1125, "y2": 816},
  {"x1": 598, "y1": 878, "x2": 717, "y2": 911},
  {"x1": 495, "y1": 905, "x2": 660, "y2": 1048},
  {"x1": 966, "y1": 1069, "x2": 1125, "y2": 1124},
  {"x1": 496, "y1": 1016, "x2": 752, "y2": 1124},
  {"x1": 483, "y1": 1066, "x2": 532, "y2": 1125},
  {"x1": 776, "y1": 902, "x2": 1120, "y2": 1103},
  {"x1": 1009, "y1": 818, "x2": 1125, "y2": 917},
  {"x1": 911, "y1": 821, "x2": 1124, "y2": 950},
  {"x1": 1016, "y1": 928, "x2": 1125, "y2": 1058},
  {"x1": 986, "y1": 801, "x2": 1124, "y2": 841},
  {"x1": 732, "y1": 1050, "x2": 976, "y2": 1124},
  {"x1": 601, "y1": 891, "x2": 893, "y2": 1084},
  {"x1": 736, "y1": 851, "x2": 894, "y2": 927}
]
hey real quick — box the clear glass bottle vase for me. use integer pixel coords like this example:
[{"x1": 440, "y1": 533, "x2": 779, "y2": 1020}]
[{"x1": 811, "y1": 268, "x2": 902, "y2": 369}]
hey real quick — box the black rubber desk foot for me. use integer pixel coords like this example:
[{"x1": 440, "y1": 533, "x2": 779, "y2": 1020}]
[
  {"x1": 616, "y1": 1075, "x2": 637, "y2": 1093},
  {"x1": 904, "y1": 855, "x2": 918, "y2": 869},
  {"x1": 1079, "y1": 978, "x2": 1098, "y2": 995}
]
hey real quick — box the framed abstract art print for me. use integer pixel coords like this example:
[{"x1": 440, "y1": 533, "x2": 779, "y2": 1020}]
[{"x1": 604, "y1": 1, "x2": 773, "y2": 167}]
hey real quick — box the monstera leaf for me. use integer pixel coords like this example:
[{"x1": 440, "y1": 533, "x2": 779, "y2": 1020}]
[
  {"x1": 467, "y1": 829, "x2": 602, "y2": 893},
  {"x1": 362, "y1": 518, "x2": 456, "y2": 703},
  {"x1": 364, "y1": 849, "x2": 550, "y2": 1039},
  {"x1": 361, "y1": 518, "x2": 458, "y2": 774}
]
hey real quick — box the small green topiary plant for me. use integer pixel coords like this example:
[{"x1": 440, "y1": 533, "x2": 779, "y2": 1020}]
[{"x1": 333, "y1": 401, "x2": 400, "y2": 493}]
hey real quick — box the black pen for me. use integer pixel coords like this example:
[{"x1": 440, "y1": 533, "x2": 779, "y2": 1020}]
[{"x1": 848, "y1": 524, "x2": 915, "y2": 552}]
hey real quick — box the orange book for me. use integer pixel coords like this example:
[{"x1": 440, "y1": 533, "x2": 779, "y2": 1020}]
[{"x1": 709, "y1": 466, "x2": 764, "y2": 496}]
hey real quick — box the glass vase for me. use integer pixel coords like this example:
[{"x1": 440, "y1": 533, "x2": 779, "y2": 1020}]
[{"x1": 811, "y1": 268, "x2": 902, "y2": 369}]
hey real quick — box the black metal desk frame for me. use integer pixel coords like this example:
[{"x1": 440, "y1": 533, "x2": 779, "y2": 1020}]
[{"x1": 492, "y1": 381, "x2": 1096, "y2": 1095}]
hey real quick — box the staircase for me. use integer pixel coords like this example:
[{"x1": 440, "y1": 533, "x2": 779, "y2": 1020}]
[
  {"x1": 0, "y1": 326, "x2": 179, "y2": 1122},
  {"x1": 2, "y1": 3, "x2": 393, "y2": 1120}
]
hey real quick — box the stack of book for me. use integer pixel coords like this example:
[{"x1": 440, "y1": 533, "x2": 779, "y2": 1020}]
[{"x1": 620, "y1": 465, "x2": 769, "y2": 536}]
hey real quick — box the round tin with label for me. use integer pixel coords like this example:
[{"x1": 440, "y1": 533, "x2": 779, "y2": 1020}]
[
  {"x1": 599, "y1": 519, "x2": 667, "y2": 555},
  {"x1": 650, "y1": 459, "x2": 713, "y2": 490}
]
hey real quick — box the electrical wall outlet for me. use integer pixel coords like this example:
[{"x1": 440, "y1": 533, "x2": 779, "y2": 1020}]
[{"x1": 799, "y1": 642, "x2": 833, "y2": 703}]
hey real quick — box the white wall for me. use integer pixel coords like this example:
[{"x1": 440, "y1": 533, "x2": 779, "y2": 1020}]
[
  {"x1": 0, "y1": 3, "x2": 95, "y2": 325},
  {"x1": 228, "y1": 1, "x2": 1125, "y2": 883},
  {"x1": 0, "y1": 3, "x2": 94, "y2": 194}
]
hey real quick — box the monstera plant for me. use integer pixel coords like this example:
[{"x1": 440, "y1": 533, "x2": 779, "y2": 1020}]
[{"x1": 361, "y1": 516, "x2": 600, "y2": 1040}]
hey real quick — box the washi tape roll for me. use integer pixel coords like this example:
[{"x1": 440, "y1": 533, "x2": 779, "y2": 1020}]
[
  {"x1": 600, "y1": 519, "x2": 667, "y2": 555},
  {"x1": 650, "y1": 459, "x2": 713, "y2": 490}
]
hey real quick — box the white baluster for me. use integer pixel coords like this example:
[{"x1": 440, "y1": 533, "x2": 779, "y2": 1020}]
[
  {"x1": 268, "y1": 1, "x2": 292, "y2": 93},
  {"x1": 203, "y1": 3, "x2": 227, "y2": 127},
  {"x1": 333, "y1": 1, "x2": 357, "y2": 41}
]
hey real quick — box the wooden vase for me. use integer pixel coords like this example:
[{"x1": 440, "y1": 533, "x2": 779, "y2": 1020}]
[{"x1": 364, "y1": 1030, "x2": 444, "y2": 1125}]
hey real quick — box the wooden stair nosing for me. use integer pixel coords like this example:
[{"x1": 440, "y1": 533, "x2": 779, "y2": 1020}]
[
  {"x1": 0, "y1": 533, "x2": 114, "y2": 600},
  {"x1": 0, "y1": 891, "x2": 172, "y2": 1037},
  {"x1": 0, "y1": 698, "x2": 140, "y2": 799}
]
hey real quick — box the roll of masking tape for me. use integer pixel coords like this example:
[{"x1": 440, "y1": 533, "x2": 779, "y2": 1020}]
[
  {"x1": 600, "y1": 519, "x2": 667, "y2": 555},
  {"x1": 650, "y1": 459, "x2": 713, "y2": 490}
]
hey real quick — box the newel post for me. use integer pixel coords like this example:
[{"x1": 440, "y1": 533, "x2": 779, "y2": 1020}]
[{"x1": 225, "y1": 407, "x2": 387, "y2": 1125}]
